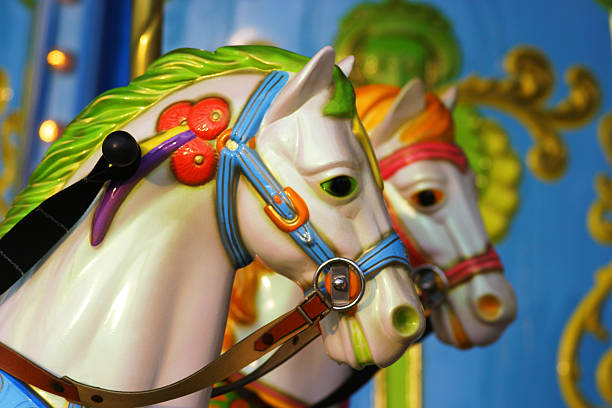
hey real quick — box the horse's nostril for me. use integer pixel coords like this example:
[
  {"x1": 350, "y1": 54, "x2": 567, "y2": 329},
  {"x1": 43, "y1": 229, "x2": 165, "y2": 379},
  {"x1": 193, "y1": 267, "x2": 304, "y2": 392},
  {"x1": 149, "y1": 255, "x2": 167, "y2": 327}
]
[
  {"x1": 391, "y1": 305, "x2": 421, "y2": 337},
  {"x1": 476, "y1": 294, "x2": 503, "y2": 321}
]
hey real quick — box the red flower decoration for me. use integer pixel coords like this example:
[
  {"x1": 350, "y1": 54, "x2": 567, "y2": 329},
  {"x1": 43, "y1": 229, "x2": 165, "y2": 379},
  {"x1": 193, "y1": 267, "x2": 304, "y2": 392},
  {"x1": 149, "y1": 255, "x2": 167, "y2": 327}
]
[
  {"x1": 187, "y1": 97, "x2": 230, "y2": 140},
  {"x1": 156, "y1": 101, "x2": 192, "y2": 132},
  {"x1": 170, "y1": 138, "x2": 218, "y2": 185}
]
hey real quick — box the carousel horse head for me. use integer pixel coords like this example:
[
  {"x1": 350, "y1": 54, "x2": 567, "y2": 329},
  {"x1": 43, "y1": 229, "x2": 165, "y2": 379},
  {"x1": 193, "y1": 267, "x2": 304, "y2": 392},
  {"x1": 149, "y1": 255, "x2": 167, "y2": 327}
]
[
  {"x1": 355, "y1": 78, "x2": 517, "y2": 348},
  {"x1": 0, "y1": 45, "x2": 424, "y2": 406},
  {"x1": 230, "y1": 47, "x2": 426, "y2": 368}
]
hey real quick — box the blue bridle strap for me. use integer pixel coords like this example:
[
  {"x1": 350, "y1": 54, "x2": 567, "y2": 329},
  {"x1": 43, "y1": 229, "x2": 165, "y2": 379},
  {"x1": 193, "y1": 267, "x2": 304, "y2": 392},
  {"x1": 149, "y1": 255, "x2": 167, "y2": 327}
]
[
  {"x1": 216, "y1": 71, "x2": 290, "y2": 267},
  {"x1": 358, "y1": 233, "x2": 411, "y2": 278},
  {"x1": 237, "y1": 147, "x2": 336, "y2": 262},
  {"x1": 216, "y1": 71, "x2": 411, "y2": 285},
  {"x1": 216, "y1": 71, "x2": 336, "y2": 268}
]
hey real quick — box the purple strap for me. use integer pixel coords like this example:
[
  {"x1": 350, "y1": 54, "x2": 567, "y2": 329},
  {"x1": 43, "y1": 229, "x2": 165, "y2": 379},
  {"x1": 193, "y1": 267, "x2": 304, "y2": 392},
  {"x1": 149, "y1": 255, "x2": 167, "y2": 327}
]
[{"x1": 90, "y1": 130, "x2": 196, "y2": 246}]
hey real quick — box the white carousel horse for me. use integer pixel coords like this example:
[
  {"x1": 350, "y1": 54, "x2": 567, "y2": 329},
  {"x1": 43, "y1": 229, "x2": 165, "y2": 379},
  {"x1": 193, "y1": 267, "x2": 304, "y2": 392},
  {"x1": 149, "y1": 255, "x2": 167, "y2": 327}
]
[
  {"x1": 219, "y1": 59, "x2": 517, "y2": 407},
  {"x1": 0, "y1": 46, "x2": 426, "y2": 408},
  {"x1": 367, "y1": 78, "x2": 517, "y2": 349}
]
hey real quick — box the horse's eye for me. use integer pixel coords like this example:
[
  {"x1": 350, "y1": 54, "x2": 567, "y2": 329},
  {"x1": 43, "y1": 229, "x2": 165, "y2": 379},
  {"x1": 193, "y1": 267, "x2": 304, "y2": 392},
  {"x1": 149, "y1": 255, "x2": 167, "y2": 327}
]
[
  {"x1": 320, "y1": 175, "x2": 358, "y2": 198},
  {"x1": 410, "y1": 188, "x2": 445, "y2": 209}
]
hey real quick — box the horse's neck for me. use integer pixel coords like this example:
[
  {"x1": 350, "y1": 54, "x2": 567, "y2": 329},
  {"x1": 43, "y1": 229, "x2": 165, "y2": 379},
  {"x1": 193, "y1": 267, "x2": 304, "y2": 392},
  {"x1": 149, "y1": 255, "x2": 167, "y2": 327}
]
[
  {"x1": 234, "y1": 273, "x2": 353, "y2": 405},
  {"x1": 0, "y1": 171, "x2": 234, "y2": 402}
]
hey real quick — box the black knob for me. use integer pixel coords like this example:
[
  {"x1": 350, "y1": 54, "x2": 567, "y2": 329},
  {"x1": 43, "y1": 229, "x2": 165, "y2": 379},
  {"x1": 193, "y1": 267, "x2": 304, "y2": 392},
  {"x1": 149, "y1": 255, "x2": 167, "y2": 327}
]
[{"x1": 102, "y1": 130, "x2": 141, "y2": 167}]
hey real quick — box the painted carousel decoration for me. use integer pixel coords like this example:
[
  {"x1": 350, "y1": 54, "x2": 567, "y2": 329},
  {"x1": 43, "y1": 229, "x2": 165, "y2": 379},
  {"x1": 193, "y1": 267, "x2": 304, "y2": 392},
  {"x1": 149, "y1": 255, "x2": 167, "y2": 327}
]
[
  {"x1": 217, "y1": 62, "x2": 517, "y2": 407},
  {"x1": 556, "y1": 4, "x2": 612, "y2": 407},
  {"x1": 0, "y1": 45, "x2": 427, "y2": 407},
  {"x1": 0, "y1": 69, "x2": 22, "y2": 214},
  {"x1": 334, "y1": 2, "x2": 604, "y2": 407},
  {"x1": 357, "y1": 80, "x2": 516, "y2": 347},
  {"x1": 557, "y1": 113, "x2": 612, "y2": 408},
  {"x1": 334, "y1": 0, "x2": 600, "y2": 242},
  {"x1": 457, "y1": 48, "x2": 600, "y2": 182}
]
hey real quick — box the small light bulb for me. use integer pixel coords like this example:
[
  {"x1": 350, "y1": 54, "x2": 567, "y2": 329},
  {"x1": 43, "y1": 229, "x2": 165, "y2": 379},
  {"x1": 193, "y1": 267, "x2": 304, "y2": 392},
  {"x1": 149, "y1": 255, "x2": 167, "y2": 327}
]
[
  {"x1": 39, "y1": 120, "x2": 61, "y2": 143},
  {"x1": 46, "y1": 49, "x2": 73, "y2": 71}
]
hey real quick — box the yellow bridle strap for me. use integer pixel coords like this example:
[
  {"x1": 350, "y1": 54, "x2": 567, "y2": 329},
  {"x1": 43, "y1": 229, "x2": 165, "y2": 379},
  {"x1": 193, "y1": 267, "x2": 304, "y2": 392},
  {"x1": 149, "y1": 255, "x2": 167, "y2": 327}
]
[
  {"x1": 139, "y1": 125, "x2": 191, "y2": 155},
  {"x1": 353, "y1": 117, "x2": 384, "y2": 191}
]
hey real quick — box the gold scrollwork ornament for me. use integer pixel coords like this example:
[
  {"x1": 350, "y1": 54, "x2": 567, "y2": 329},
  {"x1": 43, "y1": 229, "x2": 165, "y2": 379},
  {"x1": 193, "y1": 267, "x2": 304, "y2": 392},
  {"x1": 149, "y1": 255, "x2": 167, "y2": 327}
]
[
  {"x1": 589, "y1": 174, "x2": 612, "y2": 244},
  {"x1": 457, "y1": 47, "x2": 600, "y2": 181},
  {"x1": 0, "y1": 70, "x2": 10, "y2": 113},
  {"x1": 558, "y1": 111, "x2": 612, "y2": 408},
  {"x1": 588, "y1": 114, "x2": 612, "y2": 244},
  {"x1": 0, "y1": 112, "x2": 23, "y2": 214},
  {"x1": 0, "y1": 69, "x2": 21, "y2": 214},
  {"x1": 557, "y1": 261, "x2": 612, "y2": 407}
]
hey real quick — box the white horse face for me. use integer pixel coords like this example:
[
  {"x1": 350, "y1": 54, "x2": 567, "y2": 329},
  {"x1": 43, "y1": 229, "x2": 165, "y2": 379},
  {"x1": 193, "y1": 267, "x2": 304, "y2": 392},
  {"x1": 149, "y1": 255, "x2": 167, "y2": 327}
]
[
  {"x1": 385, "y1": 161, "x2": 517, "y2": 347},
  {"x1": 368, "y1": 79, "x2": 516, "y2": 348},
  {"x1": 386, "y1": 161, "x2": 483, "y2": 266},
  {"x1": 237, "y1": 47, "x2": 425, "y2": 369}
]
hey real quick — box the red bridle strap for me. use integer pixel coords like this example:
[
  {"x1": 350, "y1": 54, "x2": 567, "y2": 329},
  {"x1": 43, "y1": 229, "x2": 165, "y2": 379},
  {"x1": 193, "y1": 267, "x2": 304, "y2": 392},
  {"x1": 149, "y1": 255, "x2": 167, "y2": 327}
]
[
  {"x1": 379, "y1": 141, "x2": 469, "y2": 180},
  {"x1": 391, "y1": 208, "x2": 503, "y2": 288},
  {"x1": 444, "y1": 246, "x2": 503, "y2": 287}
]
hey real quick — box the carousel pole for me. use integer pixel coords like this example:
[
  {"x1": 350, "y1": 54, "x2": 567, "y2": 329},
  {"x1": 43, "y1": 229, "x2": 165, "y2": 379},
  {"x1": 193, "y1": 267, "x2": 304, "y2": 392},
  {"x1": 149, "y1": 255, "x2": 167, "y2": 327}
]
[{"x1": 130, "y1": 0, "x2": 163, "y2": 79}]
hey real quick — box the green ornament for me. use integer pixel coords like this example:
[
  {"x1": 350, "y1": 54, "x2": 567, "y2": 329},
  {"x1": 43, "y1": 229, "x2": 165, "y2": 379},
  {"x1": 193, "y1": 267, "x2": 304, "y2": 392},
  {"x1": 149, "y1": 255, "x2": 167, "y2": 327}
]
[{"x1": 334, "y1": 0, "x2": 461, "y2": 88}]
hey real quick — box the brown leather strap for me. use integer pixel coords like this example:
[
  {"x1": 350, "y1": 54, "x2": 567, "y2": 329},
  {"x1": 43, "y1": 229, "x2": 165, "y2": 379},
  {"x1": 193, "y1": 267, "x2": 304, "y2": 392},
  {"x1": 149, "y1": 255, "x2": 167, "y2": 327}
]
[
  {"x1": 0, "y1": 342, "x2": 80, "y2": 401},
  {"x1": 212, "y1": 323, "x2": 321, "y2": 397},
  {"x1": 0, "y1": 292, "x2": 330, "y2": 407},
  {"x1": 254, "y1": 292, "x2": 327, "y2": 351}
]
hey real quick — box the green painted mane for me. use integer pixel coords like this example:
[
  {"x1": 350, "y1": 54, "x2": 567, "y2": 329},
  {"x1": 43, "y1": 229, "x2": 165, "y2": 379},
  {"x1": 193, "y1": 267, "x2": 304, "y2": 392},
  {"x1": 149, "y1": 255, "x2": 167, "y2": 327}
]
[{"x1": 0, "y1": 45, "x2": 355, "y2": 237}]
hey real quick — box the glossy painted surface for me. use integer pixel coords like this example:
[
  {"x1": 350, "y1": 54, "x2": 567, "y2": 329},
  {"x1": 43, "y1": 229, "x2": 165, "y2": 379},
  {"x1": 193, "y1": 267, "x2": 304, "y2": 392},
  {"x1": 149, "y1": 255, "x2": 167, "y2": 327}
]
[
  {"x1": 0, "y1": 46, "x2": 425, "y2": 408},
  {"x1": 1, "y1": 1, "x2": 610, "y2": 406},
  {"x1": 365, "y1": 80, "x2": 516, "y2": 350},
  {"x1": 223, "y1": 77, "x2": 515, "y2": 406}
]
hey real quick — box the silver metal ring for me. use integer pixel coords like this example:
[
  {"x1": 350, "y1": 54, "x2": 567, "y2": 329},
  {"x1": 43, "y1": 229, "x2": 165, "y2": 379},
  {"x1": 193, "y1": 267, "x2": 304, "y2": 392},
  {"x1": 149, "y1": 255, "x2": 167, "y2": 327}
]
[
  {"x1": 412, "y1": 264, "x2": 448, "y2": 308},
  {"x1": 313, "y1": 257, "x2": 366, "y2": 311}
]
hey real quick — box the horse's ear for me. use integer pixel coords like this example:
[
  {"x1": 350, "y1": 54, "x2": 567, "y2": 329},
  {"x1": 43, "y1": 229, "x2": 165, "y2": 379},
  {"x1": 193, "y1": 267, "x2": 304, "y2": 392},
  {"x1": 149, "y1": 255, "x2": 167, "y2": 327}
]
[
  {"x1": 265, "y1": 46, "x2": 335, "y2": 124},
  {"x1": 441, "y1": 86, "x2": 458, "y2": 110},
  {"x1": 370, "y1": 78, "x2": 426, "y2": 146},
  {"x1": 337, "y1": 55, "x2": 354, "y2": 77}
]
